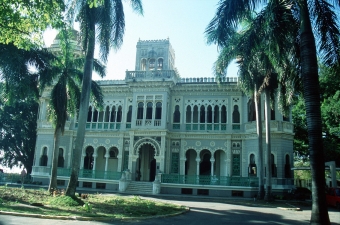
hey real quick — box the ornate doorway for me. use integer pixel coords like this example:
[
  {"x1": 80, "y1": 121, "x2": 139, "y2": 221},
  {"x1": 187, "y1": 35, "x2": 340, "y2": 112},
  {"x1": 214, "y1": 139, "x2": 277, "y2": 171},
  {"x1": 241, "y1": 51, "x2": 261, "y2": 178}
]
[{"x1": 136, "y1": 143, "x2": 156, "y2": 182}]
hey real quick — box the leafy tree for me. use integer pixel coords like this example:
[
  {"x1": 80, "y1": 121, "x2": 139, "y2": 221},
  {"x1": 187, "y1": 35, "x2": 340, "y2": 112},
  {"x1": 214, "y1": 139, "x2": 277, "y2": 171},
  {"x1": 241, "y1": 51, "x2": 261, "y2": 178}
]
[
  {"x1": 0, "y1": 0, "x2": 65, "y2": 49},
  {"x1": 64, "y1": 0, "x2": 143, "y2": 196},
  {"x1": 206, "y1": 0, "x2": 340, "y2": 223},
  {"x1": 0, "y1": 96, "x2": 38, "y2": 174}
]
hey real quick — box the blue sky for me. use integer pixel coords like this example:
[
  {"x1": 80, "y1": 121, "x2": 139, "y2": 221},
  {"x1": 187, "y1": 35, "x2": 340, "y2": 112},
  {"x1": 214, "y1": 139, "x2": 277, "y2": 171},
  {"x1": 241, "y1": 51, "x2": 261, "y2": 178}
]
[{"x1": 45, "y1": 0, "x2": 238, "y2": 80}]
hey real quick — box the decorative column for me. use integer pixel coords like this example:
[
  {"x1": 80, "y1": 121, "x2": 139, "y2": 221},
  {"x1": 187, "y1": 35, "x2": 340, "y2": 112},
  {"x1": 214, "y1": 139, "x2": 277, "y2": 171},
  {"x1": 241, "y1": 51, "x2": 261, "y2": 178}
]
[
  {"x1": 180, "y1": 158, "x2": 186, "y2": 175},
  {"x1": 104, "y1": 152, "x2": 109, "y2": 179},
  {"x1": 196, "y1": 157, "x2": 200, "y2": 184},
  {"x1": 117, "y1": 135, "x2": 124, "y2": 172},
  {"x1": 92, "y1": 154, "x2": 98, "y2": 178},
  {"x1": 159, "y1": 133, "x2": 166, "y2": 172},
  {"x1": 210, "y1": 158, "x2": 215, "y2": 176}
]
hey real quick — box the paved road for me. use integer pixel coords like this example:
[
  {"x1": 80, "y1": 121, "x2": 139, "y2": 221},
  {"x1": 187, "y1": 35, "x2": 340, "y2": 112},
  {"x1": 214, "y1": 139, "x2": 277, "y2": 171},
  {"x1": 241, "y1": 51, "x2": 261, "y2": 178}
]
[{"x1": 0, "y1": 195, "x2": 339, "y2": 225}]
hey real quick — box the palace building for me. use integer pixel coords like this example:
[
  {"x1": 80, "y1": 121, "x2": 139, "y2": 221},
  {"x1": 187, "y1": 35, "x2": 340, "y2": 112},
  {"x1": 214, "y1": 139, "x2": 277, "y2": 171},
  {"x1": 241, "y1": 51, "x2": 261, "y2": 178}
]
[{"x1": 31, "y1": 38, "x2": 294, "y2": 197}]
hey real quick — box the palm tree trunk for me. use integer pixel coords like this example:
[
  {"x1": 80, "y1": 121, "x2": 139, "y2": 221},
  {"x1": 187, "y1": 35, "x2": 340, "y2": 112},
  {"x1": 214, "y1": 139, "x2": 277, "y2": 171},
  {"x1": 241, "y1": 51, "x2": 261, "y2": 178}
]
[
  {"x1": 299, "y1": 0, "x2": 330, "y2": 224},
  {"x1": 264, "y1": 89, "x2": 272, "y2": 201},
  {"x1": 255, "y1": 87, "x2": 264, "y2": 199},
  {"x1": 65, "y1": 21, "x2": 96, "y2": 197},
  {"x1": 48, "y1": 126, "x2": 62, "y2": 193}
]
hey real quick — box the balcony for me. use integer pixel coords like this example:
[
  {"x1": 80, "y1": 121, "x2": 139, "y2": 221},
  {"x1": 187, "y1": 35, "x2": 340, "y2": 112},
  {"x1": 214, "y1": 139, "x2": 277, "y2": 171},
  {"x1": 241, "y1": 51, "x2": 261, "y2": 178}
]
[{"x1": 125, "y1": 70, "x2": 180, "y2": 82}]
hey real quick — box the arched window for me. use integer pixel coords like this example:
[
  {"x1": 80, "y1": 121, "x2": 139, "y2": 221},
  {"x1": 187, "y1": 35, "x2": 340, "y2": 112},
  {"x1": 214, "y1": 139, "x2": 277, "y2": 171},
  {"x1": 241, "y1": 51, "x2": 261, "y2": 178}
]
[
  {"x1": 193, "y1": 106, "x2": 198, "y2": 123},
  {"x1": 155, "y1": 102, "x2": 162, "y2": 119},
  {"x1": 126, "y1": 106, "x2": 132, "y2": 122},
  {"x1": 173, "y1": 105, "x2": 180, "y2": 123},
  {"x1": 40, "y1": 147, "x2": 48, "y2": 166},
  {"x1": 141, "y1": 59, "x2": 146, "y2": 70},
  {"x1": 248, "y1": 99, "x2": 256, "y2": 122},
  {"x1": 214, "y1": 105, "x2": 219, "y2": 123},
  {"x1": 93, "y1": 109, "x2": 98, "y2": 122},
  {"x1": 137, "y1": 102, "x2": 144, "y2": 119},
  {"x1": 110, "y1": 106, "x2": 116, "y2": 122},
  {"x1": 157, "y1": 58, "x2": 163, "y2": 70},
  {"x1": 207, "y1": 105, "x2": 212, "y2": 123},
  {"x1": 87, "y1": 106, "x2": 92, "y2": 122},
  {"x1": 221, "y1": 105, "x2": 227, "y2": 123},
  {"x1": 271, "y1": 109, "x2": 275, "y2": 120},
  {"x1": 58, "y1": 148, "x2": 64, "y2": 168},
  {"x1": 146, "y1": 102, "x2": 153, "y2": 119},
  {"x1": 149, "y1": 58, "x2": 155, "y2": 70},
  {"x1": 117, "y1": 106, "x2": 122, "y2": 122},
  {"x1": 200, "y1": 105, "x2": 205, "y2": 123},
  {"x1": 186, "y1": 106, "x2": 192, "y2": 123},
  {"x1": 232, "y1": 105, "x2": 240, "y2": 123},
  {"x1": 104, "y1": 106, "x2": 110, "y2": 122}
]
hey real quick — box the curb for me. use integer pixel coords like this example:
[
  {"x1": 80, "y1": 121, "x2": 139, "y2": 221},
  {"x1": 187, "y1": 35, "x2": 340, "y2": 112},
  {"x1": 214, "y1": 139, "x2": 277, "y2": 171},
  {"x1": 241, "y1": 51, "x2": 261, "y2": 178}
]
[{"x1": 0, "y1": 206, "x2": 190, "y2": 221}]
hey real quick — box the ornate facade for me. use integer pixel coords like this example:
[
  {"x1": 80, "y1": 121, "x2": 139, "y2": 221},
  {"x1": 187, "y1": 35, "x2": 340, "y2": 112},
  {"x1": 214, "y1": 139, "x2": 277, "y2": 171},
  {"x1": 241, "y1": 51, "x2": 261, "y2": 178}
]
[{"x1": 32, "y1": 38, "x2": 294, "y2": 197}]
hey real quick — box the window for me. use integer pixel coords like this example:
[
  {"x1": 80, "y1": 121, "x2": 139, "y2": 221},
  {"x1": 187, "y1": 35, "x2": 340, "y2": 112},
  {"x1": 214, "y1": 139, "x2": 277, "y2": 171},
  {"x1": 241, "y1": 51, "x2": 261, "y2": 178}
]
[
  {"x1": 109, "y1": 147, "x2": 118, "y2": 158},
  {"x1": 141, "y1": 59, "x2": 146, "y2": 70},
  {"x1": 248, "y1": 99, "x2": 256, "y2": 122},
  {"x1": 137, "y1": 102, "x2": 144, "y2": 119},
  {"x1": 271, "y1": 154, "x2": 277, "y2": 177},
  {"x1": 214, "y1": 106, "x2": 219, "y2": 123},
  {"x1": 84, "y1": 147, "x2": 94, "y2": 170},
  {"x1": 232, "y1": 105, "x2": 240, "y2": 123},
  {"x1": 186, "y1": 106, "x2": 191, "y2": 123},
  {"x1": 157, "y1": 58, "x2": 163, "y2": 69},
  {"x1": 285, "y1": 154, "x2": 291, "y2": 178},
  {"x1": 40, "y1": 147, "x2": 48, "y2": 166},
  {"x1": 104, "y1": 106, "x2": 110, "y2": 122},
  {"x1": 146, "y1": 102, "x2": 153, "y2": 119},
  {"x1": 117, "y1": 106, "x2": 122, "y2": 122},
  {"x1": 126, "y1": 106, "x2": 132, "y2": 122},
  {"x1": 249, "y1": 154, "x2": 256, "y2": 175},
  {"x1": 93, "y1": 109, "x2": 98, "y2": 122},
  {"x1": 200, "y1": 106, "x2": 205, "y2": 123},
  {"x1": 149, "y1": 58, "x2": 155, "y2": 70},
  {"x1": 87, "y1": 106, "x2": 92, "y2": 122},
  {"x1": 155, "y1": 102, "x2": 162, "y2": 119},
  {"x1": 58, "y1": 148, "x2": 64, "y2": 168},
  {"x1": 207, "y1": 105, "x2": 212, "y2": 123},
  {"x1": 193, "y1": 106, "x2": 198, "y2": 123},
  {"x1": 221, "y1": 105, "x2": 227, "y2": 123},
  {"x1": 173, "y1": 105, "x2": 180, "y2": 123},
  {"x1": 110, "y1": 106, "x2": 116, "y2": 122}
]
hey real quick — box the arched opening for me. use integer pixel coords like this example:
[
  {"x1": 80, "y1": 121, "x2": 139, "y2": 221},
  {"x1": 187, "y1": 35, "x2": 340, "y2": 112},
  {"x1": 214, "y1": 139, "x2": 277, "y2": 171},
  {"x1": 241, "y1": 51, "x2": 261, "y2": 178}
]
[
  {"x1": 84, "y1": 146, "x2": 94, "y2": 170},
  {"x1": 248, "y1": 99, "x2": 256, "y2": 122},
  {"x1": 199, "y1": 150, "x2": 211, "y2": 175},
  {"x1": 87, "y1": 106, "x2": 92, "y2": 122},
  {"x1": 136, "y1": 144, "x2": 156, "y2": 182},
  {"x1": 157, "y1": 58, "x2": 163, "y2": 70},
  {"x1": 149, "y1": 58, "x2": 155, "y2": 70},
  {"x1": 155, "y1": 102, "x2": 162, "y2": 119},
  {"x1": 141, "y1": 58, "x2": 146, "y2": 70},
  {"x1": 40, "y1": 147, "x2": 48, "y2": 166},
  {"x1": 146, "y1": 102, "x2": 153, "y2": 119},
  {"x1": 249, "y1": 154, "x2": 256, "y2": 176},
  {"x1": 58, "y1": 148, "x2": 64, "y2": 168},
  {"x1": 185, "y1": 149, "x2": 197, "y2": 175},
  {"x1": 200, "y1": 105, "x2": 205, "y2": 123},
  {"x1": 214, "y1": 150, "x2": 226, "y2": 176},
  {"x1": 285, "y1": 154, "x2": 291, "y2": 178}
]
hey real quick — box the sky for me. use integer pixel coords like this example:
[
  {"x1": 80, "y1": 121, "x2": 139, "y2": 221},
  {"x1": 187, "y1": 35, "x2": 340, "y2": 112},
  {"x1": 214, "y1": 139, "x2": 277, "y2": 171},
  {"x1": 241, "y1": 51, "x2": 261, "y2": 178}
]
[{"x1": 44, "y1": 0, "x2": 238, "y2": 81}]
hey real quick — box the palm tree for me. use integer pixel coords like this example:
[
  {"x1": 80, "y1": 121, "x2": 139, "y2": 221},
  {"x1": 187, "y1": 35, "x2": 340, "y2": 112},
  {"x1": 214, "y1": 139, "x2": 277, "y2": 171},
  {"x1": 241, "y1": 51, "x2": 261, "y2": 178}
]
[
  {"x1": 206, "y1": 0, "x2": 340, "y2": 223},
  {"x1": 44, "y1": 28, "x2": 105, "y2": 193},
  {"x1": 64, "y1": 0, "x2": 143, "y2": 197},
  {"x1": 208, "y1": 1, "x2": 298, "y2": 200}
]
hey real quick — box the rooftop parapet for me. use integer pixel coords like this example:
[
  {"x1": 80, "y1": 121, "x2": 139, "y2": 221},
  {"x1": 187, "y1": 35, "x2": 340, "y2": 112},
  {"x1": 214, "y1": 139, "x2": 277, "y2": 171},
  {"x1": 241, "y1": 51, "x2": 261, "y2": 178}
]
[
  {"x1": 125, "y1": 70, "x2": 180, "y2": 82},
  {"x1": 179, "y1": 77, "x2": 238, "y2": 83}
]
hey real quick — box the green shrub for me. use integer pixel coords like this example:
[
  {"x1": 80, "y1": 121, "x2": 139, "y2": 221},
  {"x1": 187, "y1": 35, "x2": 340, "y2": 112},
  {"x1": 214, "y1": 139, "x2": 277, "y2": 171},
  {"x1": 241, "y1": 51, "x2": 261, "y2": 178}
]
[{"x1": 49, "y1": 196, "x2": 83, "y2": 207}]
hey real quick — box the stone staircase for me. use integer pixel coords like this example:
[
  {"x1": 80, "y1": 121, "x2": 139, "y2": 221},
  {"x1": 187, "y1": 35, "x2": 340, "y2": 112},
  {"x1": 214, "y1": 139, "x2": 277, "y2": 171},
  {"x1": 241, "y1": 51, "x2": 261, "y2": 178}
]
[{"x1": 125, "y1": 181, "x2": 153, "y2": 194}]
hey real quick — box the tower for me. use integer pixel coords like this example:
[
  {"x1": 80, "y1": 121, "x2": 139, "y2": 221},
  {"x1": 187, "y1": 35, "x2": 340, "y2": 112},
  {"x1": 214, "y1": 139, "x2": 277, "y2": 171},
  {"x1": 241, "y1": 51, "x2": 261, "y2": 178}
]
[{"x1": 135, "y1": 38, "x2": 175, "y2": 71}]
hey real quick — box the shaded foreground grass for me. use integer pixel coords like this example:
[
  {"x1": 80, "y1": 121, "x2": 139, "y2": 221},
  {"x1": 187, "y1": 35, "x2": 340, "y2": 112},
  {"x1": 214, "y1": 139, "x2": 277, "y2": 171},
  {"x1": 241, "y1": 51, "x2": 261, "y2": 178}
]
[{"x1": 0, "y1": 186, "x2": 187, "y2": 219}]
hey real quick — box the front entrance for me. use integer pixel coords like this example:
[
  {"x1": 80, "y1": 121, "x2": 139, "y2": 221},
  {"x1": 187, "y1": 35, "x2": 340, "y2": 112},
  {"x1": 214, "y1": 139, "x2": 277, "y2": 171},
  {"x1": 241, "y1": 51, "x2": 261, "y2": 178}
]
[{"x1": 136, "y1": 144, "x2": 156, "y2": 182}]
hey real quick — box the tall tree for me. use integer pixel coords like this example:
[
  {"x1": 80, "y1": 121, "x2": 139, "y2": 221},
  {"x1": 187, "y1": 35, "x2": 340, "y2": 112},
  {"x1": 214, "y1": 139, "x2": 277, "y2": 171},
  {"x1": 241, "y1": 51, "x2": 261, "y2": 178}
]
[
  {"x1": 65, "y1": 0, "x2": 143, "y2": 197},
  {"x1": 206, "y1": 0, "x2": 340, "y2": 223},
  {"x1": 44, "y1": 28, "x2": 105, "y2": 192}
]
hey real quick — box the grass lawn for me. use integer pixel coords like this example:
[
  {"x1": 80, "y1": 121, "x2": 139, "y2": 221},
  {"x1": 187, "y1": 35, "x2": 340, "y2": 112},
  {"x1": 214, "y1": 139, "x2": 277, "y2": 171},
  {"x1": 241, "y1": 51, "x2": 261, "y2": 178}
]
[{"x1": 0, "y1": 186, "x2": 187, "y2": 219}]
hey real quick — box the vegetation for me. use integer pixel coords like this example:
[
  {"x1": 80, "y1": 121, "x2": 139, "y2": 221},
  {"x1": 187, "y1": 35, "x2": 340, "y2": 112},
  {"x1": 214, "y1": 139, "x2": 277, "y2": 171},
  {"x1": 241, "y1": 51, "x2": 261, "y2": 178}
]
[
  {"x1": 206, "y1": 1, "x2": 340, "y2": 224},
  {"x1": 0, "y1": 186, "x2": 186, "y2": 219}
]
